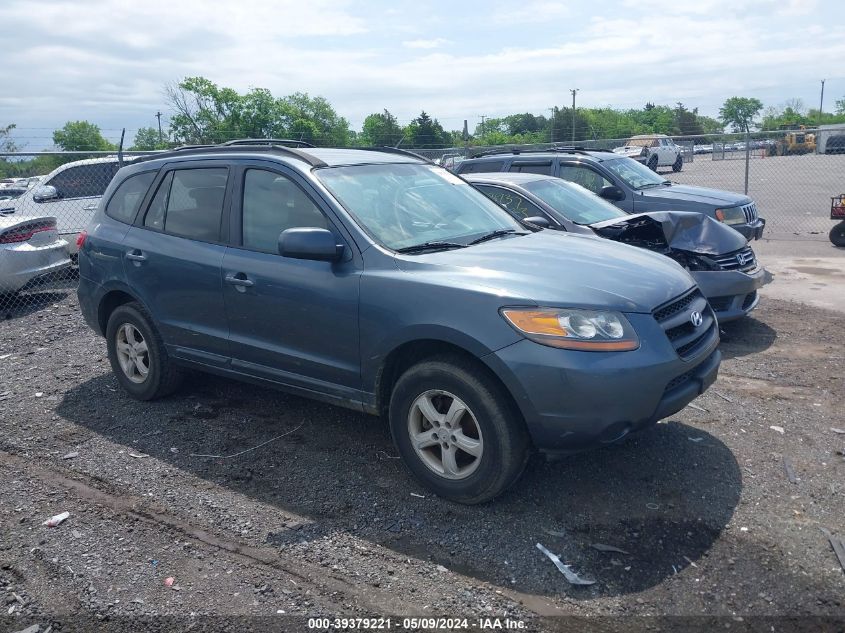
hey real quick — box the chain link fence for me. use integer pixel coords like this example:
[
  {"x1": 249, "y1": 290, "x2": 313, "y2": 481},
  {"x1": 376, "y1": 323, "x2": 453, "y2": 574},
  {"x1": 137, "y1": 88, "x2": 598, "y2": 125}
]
[{"x1": 1, "y1": 135, "x2": 844, "y2": 317}]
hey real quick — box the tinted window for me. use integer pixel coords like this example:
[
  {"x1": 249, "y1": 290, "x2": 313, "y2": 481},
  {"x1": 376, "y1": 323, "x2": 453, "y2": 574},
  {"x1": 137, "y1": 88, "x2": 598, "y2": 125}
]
[
  {"x1": 457, "y1": 160, "x2": 505, "y2": 174},
  {"x1": 242, "y1": 169, "x2": 327, "y2": 253},
  {"x1": 510, "y1": 162, "x2": 552, "y2": 175},
  {"x1": 522, "y1": 179, "x2": 628, "y2": 224},
  {"x1": 476, "y1": 185, "x2": 546, "y2": 220},
  {"x1": 105, "y1": 171, "x2": 156, "y2": 224},
  {"x1": 47, "y1": 162, "x2": 120, "y2": 198},
  {"x1": 557, "y1": 163, "x2": 612, "y2": 194},
  {"x1": 143, "y1": 168, "x2": 227, "y2": 242}
]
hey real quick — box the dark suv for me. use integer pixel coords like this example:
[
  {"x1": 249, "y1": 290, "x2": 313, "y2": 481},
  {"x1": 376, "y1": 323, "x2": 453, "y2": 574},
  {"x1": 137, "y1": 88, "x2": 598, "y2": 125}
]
[
  {"x1": 77, "y1": 140, "x2": 720, "y2": 503},
  {"x1": 455, "y1": 148, "x2": 766, "y2": 240}
]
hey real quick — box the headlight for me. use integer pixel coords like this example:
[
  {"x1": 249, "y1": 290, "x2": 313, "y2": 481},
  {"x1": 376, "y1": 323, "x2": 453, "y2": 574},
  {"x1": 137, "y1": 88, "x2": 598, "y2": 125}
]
[
  {"x1": 501, "y1": 308, "x2": 640, "y2": 351},
  {"x1": 715, "y1": 207, "x2": 746, "y2": 225}
]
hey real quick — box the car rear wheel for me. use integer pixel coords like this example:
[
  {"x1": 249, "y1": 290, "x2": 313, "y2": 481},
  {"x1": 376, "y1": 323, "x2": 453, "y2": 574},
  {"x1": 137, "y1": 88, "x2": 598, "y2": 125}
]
[
  {"x1": 647, "y1": 155, "x2": 658, "y2": 171},
  {"x1": 389, "y1": 354, "x2": 530, "y2": 504},
  {"x1": 672, "y1": 155, "x2": 683, "y2": 172},
  {"x1": 106, "y1": 302, "x2": 183, "y2": 400},
  {"x1": 830, "y1": 221, "x2": 845, "y2": 247}
]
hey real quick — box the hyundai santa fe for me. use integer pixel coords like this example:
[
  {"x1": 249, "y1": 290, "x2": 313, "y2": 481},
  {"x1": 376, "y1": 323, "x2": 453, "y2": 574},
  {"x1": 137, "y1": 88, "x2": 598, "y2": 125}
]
[{"x1": 77, "y1": 140, "x2": 721, "y2": 503}]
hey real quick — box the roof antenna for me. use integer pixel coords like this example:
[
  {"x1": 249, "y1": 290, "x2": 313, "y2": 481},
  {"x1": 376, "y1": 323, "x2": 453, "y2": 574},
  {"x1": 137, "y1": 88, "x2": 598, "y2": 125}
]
[{"x1": 117, "y1": 128, "x2": 125, "y2": 167}]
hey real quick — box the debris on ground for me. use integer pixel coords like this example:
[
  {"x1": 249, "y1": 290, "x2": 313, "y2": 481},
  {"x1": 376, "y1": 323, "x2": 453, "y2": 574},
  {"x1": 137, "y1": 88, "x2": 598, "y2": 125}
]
[
  {"x1": 11, "y1": 625, "x2": 41, "y2": 633},
  {"x1": 783, "y1": 456, "x2": 798, "y2": 484},
  {"x1": 820, "y1": 529, "x2": 845, "y2": 574},
  {"x1": 688, "y1": 437, "x2": 704, "y2": 443},
  {"x1": 687, "y1": 403, "x2": 707, "y2": 413},
  {"x1": 189, "y1": 423, "x2": 304, "y2": 459},
  {"x1": 164, "y1": 577, "x2": 175, "y2": 587},
  {"x1": 410, "y1": 492, "x2": 425, "y2": 499},
  {"x1": 61, "y1": 451, "x2": 78, "y2": 460},
  {"x1": 543, "y1": 528, "x2": 567, "y2": 538},
  {"x1": 435, "y1": 565, "x2": 448, "y2": 573},
  {"x1": 590, "y1": 543, "x2": 629, "y2": 555},
  {"x1": 128, "y1": 452, "x2": 149, "y2": 459},
  {"x1": 831, "y1": 428, "x2": 845, "y2": 435},
  {"x1": 646, "y1": 503, "x2": 660, "y2": 510},
  {"x1": 535, "y1": 543, "x2": 596, "y2": 586},
  {"x1": 713, "y1": 391, "x2": 733, "y2": 403},
  {"x1": 42, "y1": 511, "x2": 69, "y2": 527},
  {"x1": 769, "y1": 425, "x2": 785, "y2": 434},
  {"x1": 682, "y1": 556, "x2": 698, "y2": 568}
]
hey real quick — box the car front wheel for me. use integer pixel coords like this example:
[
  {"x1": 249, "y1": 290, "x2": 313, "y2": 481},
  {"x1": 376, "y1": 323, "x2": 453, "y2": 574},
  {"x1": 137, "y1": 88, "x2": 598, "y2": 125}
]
[
  {"x1": 389, "y1": 354, "x2": 530, "y2": 504},
  {"x1": 830, "y1": 221, "x2": 845, "y2": 247},
  {"x1": 647, "y1": 155, "x2": 658, "y2": 171},
  {"x1": 106, "y1": 302, "x2": 183, "y2": 400},
  {"x1": 672, "y1": 154, "x2": 683, "y2": 172}
]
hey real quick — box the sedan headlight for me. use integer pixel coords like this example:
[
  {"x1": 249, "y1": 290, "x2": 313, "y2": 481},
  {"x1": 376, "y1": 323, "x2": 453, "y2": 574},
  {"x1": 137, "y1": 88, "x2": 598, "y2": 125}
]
[
  {"x1": 715, "y1": 207, "x2": 746, "y2": 225},
  {"x1": 501, "y1": 308, "x2": 640, "y2": 351}
]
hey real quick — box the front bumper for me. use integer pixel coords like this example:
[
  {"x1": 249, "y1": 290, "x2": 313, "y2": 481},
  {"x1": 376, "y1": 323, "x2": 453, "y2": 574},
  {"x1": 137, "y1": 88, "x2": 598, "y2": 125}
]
[
  {"x1": 730, "y1": 218, "x2": 766, "y2": 240},
  {"x1": 482, "y1": 312, "x2": 720, "y2": 452},
  {"x1": 692, "y1": 266, "x2": 771, "y2": 322}
]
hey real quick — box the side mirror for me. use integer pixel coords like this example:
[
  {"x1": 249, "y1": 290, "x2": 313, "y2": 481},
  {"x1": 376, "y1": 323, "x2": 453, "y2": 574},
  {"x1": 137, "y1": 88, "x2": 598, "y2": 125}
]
[
  {"x1": 599, "y1": 185, "x2": 625, "y2": 202},
  {"x1": 32, "y1": 185, "x2": 58, "y2": 202},
  {"x1": 523, "y1": 216, "x2": 550, "y2": 229},
  {"x1": 278, "y1": 227, "x2": 343, "y2": 262}
]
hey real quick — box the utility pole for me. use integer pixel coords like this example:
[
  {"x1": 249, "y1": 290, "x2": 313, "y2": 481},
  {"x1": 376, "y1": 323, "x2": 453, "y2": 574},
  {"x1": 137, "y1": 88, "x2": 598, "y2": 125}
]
[
  {"x1": 479, "y1": 115, "x2": 487, "y2": 138},
  {"x1": 548, "y1": 107, "x2": 556, "y2": 143},
  {"x1": 819, "y1": 79, "x2": 826, "y2": 124},
  {"x1": 570, "y1": 89, "x2": 579, "y2": 144},
  {"x1": 155, "y1": 111, "x2": 163, "y2": 144}
]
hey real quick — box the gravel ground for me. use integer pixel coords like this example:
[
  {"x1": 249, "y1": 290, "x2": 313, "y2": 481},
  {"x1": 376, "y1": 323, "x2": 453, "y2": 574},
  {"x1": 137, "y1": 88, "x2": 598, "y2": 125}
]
[{"x1": 1, "y1": 291, "x2": 844, "y2": 631}]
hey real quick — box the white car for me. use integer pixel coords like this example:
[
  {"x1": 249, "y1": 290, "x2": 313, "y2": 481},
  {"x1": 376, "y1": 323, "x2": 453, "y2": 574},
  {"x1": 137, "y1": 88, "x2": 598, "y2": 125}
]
[
  {"x1": 0, "y1": 215, "x2": 71, "y2": 294},
  {"x1": 612, "y1": 134, "x2": 683, "y2": 172},
  {"x1": 0, "y1": 158, "x2": 123, "y2": 254}
]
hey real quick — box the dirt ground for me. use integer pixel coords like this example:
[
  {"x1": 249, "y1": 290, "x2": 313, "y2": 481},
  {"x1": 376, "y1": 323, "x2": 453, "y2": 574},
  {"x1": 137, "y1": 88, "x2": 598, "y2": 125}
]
[{"x1": 1, "y1": 291, "x2": 844, "y2": 632}]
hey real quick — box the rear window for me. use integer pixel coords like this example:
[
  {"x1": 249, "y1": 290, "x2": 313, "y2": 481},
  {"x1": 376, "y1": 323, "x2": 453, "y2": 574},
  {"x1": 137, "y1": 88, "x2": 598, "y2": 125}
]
[
  {"x1": 105, "y1": 171, "x2": 156, "y2": 224},
  {"x1": 457, "y1": 160, "x2": 505, "y2": 174},
  {"x1": 143, "y1": 168, "x2": 228, "y2": 242},
  {"x1": 510, "y1": 162, "x2": 553, "y2": 175}
]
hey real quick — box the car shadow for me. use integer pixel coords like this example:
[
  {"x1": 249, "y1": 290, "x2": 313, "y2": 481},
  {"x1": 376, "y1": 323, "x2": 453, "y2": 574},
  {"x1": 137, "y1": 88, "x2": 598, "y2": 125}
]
[
  {"x1": 57, "y1": 372, "x2": 741, "y2": 599},
  {"x1": 1, "y1": 290, "x2": 70, "y2": 319},
  {"x1": 717, "y1": 316, "x2": 777, "y2": 359}
]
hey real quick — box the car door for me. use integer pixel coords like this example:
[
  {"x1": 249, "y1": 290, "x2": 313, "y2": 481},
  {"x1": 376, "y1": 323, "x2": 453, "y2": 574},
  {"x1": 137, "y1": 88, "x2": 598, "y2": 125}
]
[
  {"x1": 122, "y1": 163, "x2": 232, "y2": 367},
  {"x1": 556, "y1": 161, "x2": 635, "y2": 212},
  {"x1": 222, "y1": 163, "x2": 362, "y2": 404},
  {"x1": 36, "y1": 162, "x2": 120, "y2": 245},
  {"x1": 658, "y1": 139, "x2": 672, "y2": 165}
]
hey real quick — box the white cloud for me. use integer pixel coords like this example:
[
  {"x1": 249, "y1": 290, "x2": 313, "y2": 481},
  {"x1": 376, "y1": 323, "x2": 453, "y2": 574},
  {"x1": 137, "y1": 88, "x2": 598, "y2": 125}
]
[{"x1": 403, "y1": 38, "x2": 449, "y2": 49}]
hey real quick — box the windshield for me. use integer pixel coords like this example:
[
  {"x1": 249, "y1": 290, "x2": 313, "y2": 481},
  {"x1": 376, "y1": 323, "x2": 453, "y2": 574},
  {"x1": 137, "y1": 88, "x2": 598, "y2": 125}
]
[
  {"x1": 317, "y1": 163, "x2": 523, "y2": 250},
  {"x1": 602, "y1": 157, "x2": 668, "y2": 189},
  {"x1": 522, "y1": 179, "x2": 627, "y2": 225}
]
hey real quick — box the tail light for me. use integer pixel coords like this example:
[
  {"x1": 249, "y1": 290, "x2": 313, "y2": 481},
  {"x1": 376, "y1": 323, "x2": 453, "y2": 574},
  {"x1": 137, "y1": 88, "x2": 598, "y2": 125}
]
[
  {"x1": 0, "y1": 219, "x2": 55, "y2": 244},
  {"x1": 76, "y1": 230, "x2": 88, "y2": 250}
]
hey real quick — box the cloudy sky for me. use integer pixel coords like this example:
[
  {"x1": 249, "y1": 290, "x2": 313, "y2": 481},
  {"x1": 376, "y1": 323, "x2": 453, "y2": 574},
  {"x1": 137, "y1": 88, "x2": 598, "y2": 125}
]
[{"x1": 2, "y1": 0, "x2": 843, "y2": 148}]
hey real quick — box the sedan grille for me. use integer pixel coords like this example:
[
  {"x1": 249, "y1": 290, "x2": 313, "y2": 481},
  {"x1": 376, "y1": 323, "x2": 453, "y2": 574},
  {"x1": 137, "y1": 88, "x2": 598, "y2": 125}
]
[
  {"x1": 711, "y1": 246, "x2": 757, "y2": 272},
  {"x1": 653, "y1": 289, "x2": 718, "y2": 361},
  {"x1": 740, "y1": 202, "x2": 758, "y2": 223}
]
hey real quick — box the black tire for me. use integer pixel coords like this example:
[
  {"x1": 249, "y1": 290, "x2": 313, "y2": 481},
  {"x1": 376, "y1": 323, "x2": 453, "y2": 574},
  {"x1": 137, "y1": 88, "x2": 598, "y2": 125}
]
[
  {"x1": 389, "y1": 354, "x2": 530, "y2": 504},
  {"x1": 105, "y1": 302, "x2": 183, "y2": 400},
  {"x1": 830, "y1": 221, "x2": 845, "y2": 247},
  {"x1": 647, "y1": 155, "x2": 658, "y2": 171},
  {"x1": 672, "y1": 154, "x2": 683, "y2": 172}
]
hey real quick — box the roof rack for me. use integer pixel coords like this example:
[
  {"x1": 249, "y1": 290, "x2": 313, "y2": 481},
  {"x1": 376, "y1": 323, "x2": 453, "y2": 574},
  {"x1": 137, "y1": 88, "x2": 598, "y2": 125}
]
[
  {"x1": 221, "y1": 138, "x2": 315, "y2": 148},
  {"x1": 133, "y1": 142, "x2": 327, "y2": 167},
  {"x1": 469, "y1": 146, "x2": 606, "y2": 159},
  {"x1": 355, "y1": 146, "x2": 432, "y2": 163}
]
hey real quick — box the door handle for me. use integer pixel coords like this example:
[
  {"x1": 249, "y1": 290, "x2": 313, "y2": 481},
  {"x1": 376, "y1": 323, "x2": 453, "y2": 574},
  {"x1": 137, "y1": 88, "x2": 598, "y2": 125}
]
[
  {"x1": 225, "y1": 273, "x2": 254, "y2": 289},
  {"x1": 125, "y1": 250, "x2": 147, "y2": 262}
]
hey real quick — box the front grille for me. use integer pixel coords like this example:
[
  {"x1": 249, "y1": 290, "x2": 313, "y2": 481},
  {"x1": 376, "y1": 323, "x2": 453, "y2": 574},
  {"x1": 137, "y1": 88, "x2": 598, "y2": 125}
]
[
  {"x1": 708, "y1": 295, "x2": 733, "y2": 313},
  {"x1": 711, "y1": 246, "x2": 757, "y2": 272},
  {"x1": 653, "y1": 289, "x2": 718, "y2": 361},
  {"x1": 740, "y1": 202, "x2": 758, "y2": 222}
]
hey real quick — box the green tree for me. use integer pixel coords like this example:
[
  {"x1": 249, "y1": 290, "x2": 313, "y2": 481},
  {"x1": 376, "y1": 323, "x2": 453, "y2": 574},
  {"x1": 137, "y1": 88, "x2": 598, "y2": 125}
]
[
  {"x1": 53, "y1": 121, "x2": 115, "y2": 151},
  {"x1": 836, "y1": 96, "x2": 845, "y2": 115},
  {"x1": 406, "y1": 111, "x2": 450, "y2": 148},
  {"x1": 719, "y1": 97, "x2": 763, "y2": 133},
  {"x1": 1, "y1": 123, "x2": 19, "y2": 153},
  {"x1": 359, "y1": 110, "x2": 404, "y2": 146},
  {"x1": 130, "y1": 126, "x2": 169, "y2": 150}
]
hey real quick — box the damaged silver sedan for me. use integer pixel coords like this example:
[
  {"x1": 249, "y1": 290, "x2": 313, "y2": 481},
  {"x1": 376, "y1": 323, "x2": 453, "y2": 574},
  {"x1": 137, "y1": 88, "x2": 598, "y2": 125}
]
[{"x1": 467, "y1": 172, "x2": 770, "y2": 322}]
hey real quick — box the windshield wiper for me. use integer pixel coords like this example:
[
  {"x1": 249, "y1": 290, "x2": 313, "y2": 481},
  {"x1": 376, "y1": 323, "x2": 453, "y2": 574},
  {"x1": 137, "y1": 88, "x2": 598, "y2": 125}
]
[
  {"x1": 395, "y1": 241, "x2": 467, "y2": 254},
  {"x1": 467, "y1": 229, "x2": 524, "y2": 245},
  {"x1": 636, "y1": 182, "x2": 664, "y2": 190}
]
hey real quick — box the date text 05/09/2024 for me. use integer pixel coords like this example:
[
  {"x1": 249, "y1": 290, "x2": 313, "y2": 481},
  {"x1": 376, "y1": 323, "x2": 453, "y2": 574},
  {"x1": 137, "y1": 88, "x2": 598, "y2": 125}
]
[{"x1": 307, "y1": 617, "x2": 526, "y2": 630}]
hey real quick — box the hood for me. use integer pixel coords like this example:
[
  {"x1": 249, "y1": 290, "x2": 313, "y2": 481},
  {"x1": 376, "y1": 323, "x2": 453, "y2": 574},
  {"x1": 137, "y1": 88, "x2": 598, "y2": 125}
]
[
  {"x1": 590, "y1": 211, "x2": 747, "y2": 256},
  {"x1": 639, "y1": 183, "x2": 751, "y2": 207},
  {"x1": 394, "y1": 230, "x2": 695, "y2": 313}
]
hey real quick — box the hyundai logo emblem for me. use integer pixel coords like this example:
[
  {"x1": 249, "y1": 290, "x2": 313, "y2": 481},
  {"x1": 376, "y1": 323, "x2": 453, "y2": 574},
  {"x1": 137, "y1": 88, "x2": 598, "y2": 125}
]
[{"x1": 690, "y1": 311, "x2": 703, "y2": 327}]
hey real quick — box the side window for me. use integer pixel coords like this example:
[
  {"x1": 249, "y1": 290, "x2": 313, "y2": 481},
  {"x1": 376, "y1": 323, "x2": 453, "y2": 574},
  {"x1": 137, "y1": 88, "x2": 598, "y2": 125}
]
[
  {"x1": 105, "y1": 171, "x2": 157, "y2": 224},
  {"x1": 47, "y1": 163, "x2": 120, "y2": 198},
  {"x1": 476, "y1": 185, "x2": 546, "y2": 220},
  {"x1": 242, "y1": 169, "x2": 328, "y2": 254},
  {"x1": 143, "y1": 168, "x2": 227, "y2": 242},
  {"x1": 510, "y1": 162, "x2": 552, "y2": 175},
  {"x1": 458, "y1": 160, "x2": 505, "y2": 174},
  {"x1": 557, "y1": 164, "x2": 612, "y2": 195}
]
